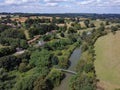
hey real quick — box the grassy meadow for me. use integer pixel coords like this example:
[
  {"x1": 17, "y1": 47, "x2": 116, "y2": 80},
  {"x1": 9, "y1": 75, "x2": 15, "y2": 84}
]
[{"x1": 94, "y1": 31, "x2": 120, "y2": 90}]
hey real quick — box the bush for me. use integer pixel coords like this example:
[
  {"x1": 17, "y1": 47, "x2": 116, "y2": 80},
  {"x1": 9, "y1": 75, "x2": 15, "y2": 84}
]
[{"x1": 46, "y1": 69, "x2": 64, "y2": 87}]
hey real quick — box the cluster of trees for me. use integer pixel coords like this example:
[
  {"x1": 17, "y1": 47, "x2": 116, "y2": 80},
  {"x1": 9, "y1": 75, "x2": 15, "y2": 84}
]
[
  {"x1": 52, "y1": 17, "x2": 65, "y2": 24},
  {"x1": 42, "y1": 33, "x2": 81, "y2": 69},
  {"x1": 68, "y1": 22, "x2": 81, "y2": 33},
  {"x1": 0, "y1": 28, "x2": 28, "y2": 49},
  {"x1": 0, "y1": 22, "x2": 30, "y2": 89},
  {"x1": 0, "y1": 24, "x2": 11, "y2": 33},
  {"x1": 58, "y1": 25, "x2": 67, "y2": 32},
  {"x1": 25, "y1": 17, "x2": 65, "y2": 28},
  {"x1": 13, "y1": 49, "x2": 64, "y2": 90},
  {"x1": 43, "y1": 35, "x2": 78, "y2": 51},
  {"x1": 0, "y1": 29, "x2": 25, "y2": 39},
  {"x1": 71, "y1": 22, "x2": 81, "y2": 30},
  {"x1": 111, "y1": 26, "x2": 119, "y2": 34},
  {"x1": 84, "y1": 20, "x2": 95, "y2": 28},
  {"x1": 84, "y1": 20, "x2": 90, "y2": 28},
  {"x1": 28, "y1": 23, "x2": 59, "y2": 37},
  {"x1": 0, "y1": 51, "x2": 32, "y2": 90},
  {"x1": 25, "y1": 18, "x2": 51, "y2": 27},
  {"x1": 0, "y1": 47, "x2": 16, "y2": 57},
  {"x1": 0, "y1": 55, "x2": 21, "y2": 71},
  {"x1": 0, "y1": 38, "x2": 28, "y2": 49}
]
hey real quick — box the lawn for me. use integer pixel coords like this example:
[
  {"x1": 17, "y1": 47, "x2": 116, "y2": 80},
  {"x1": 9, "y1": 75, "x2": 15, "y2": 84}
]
[{"x1": 94, "y1": 31, "x2": 120, "y2": 90}]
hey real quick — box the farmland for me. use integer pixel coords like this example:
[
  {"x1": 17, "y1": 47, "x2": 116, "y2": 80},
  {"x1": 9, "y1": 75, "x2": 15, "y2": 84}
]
[{"x1": 94, "y1": 31, "x2": 120, "y2": 90}]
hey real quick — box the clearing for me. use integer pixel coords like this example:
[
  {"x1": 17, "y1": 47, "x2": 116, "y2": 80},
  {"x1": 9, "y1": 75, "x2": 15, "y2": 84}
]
[{"x1": 94, "y1": 31, "x2": 120, "y2": 90}]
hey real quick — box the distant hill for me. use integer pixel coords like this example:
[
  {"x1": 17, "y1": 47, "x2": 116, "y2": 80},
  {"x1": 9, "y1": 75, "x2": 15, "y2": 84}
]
[{"x1": 0, "y1": 12, "x2": 120, "y2": 19}]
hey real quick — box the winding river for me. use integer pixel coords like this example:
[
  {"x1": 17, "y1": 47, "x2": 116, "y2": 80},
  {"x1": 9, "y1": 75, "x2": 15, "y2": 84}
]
[{"x1": 54, "y1": 47, "x2": 82, "y2": 90}]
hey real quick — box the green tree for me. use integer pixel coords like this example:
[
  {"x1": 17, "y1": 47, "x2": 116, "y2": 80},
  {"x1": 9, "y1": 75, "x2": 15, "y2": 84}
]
[
  {"x1": 111, "y1": 26, "x2": 118, "y2": 32},
  {"x1": 84, "y1": 20, "x2": 90, "y2": 28},
  {"x1": 51, "y1": 56, "x2": 59, "y2": 65},
  {"x1": 46, "y1": 69, "x2": 64, "y2": 87},
  {"x1": 33, "y1": 75, "x2": 50, "y2": 90},
  {"x1": 90, "y1": 23, "x2": 95, "y2": 27},
  {"x1": 30, "y1": 49, "x2": 52, "y2": 67},
  {"x1": 105, "y1": 20, "x2": 109, "y2": 25}
]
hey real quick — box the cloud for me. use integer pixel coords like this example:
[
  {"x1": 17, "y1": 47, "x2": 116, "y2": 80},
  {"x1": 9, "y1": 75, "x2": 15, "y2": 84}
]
[
  {"x1": 43, "y1": 0, "x2": 75, "y2": 7},
  {"x1": 77, "y1": 0, "x2": 95, "y2": 5},
  {"x1": 76, "y1": 0, "x2": 120, "y2": 7},
  {"x1": 44, "y1": 2, "x2": 58, "y2": 6},
  {"x1": 111, "y1": 0, "x2": 120, "y2": 3},
  {"x1": 44, "y1": 0, "x2": 74, "y2": 2},
  {"x1": 0, "y1": 0, "x2": 119, "y2": 13},
  {"x1": 4, "y1": 0, "x2": 39, "y2": 5}
]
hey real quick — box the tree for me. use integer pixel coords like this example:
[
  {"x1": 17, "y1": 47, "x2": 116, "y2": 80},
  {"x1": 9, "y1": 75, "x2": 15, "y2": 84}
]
[
  {"x1": 0, "y1": 24, "x2": 11, "y2": 33},
  {"x1": 0, "y1": 29, "x2": 25, "y2": 39},
  {"x1": 98, "y1": 24, "x2": 105, "y2": 32},
  {"x1": 105, "y1": 20, "x2": 109, "y2": 25},
  {"x1": 30, "y1": 49, "x2": 52, "y2": 67},
  {"x1": 84, "y1": 63, "x2": 94, "y2": 73},
  {"x1": 0, "y1": 47, "x2": 16, "y2": 57},
  {"x1": 84, "y1": 20, "x2": 90, "y2": 28},
  {"x1": 19, "y1": 62, "x2": 28, "y2": 72},
  {"x1": 90, "y1": 23, "x2": 95, "y2": 27},
  {"x1": 33, "y1": 75, "x2": 51, "y2": 90},
  {"x1": 0, "y1": 55, "x2": 21, "y2": 71},
  {"x1": 70, "y1": 73, "x2": 95, "y2": 90},
  {"x1": 68, "y1": 27, "x2": 76, "y2": 33},
  {"x1": 60, "y1": 32, "x2": 65, "y2": 37},
  {"x1": 0, "y1": 68, "x2": 8, "y2": 81},
  {"x1": 52, "y1": 17, "x2": 57, "y2": 24},
  {"x1": 51, "y1": 56, "x2": 59, "y2": 65},
  {"x1": 42, "y1": 35, "x2": 51, "y2": 41},
  {"x1": 46, "y1": 69, "x2": 64, "y2": 87},
  {"x1": 20, "y1": 40, "x2": 29, "y2": 49},
  {"x1": 111, "y1": 26, "x2": 118, "y2": 32}
]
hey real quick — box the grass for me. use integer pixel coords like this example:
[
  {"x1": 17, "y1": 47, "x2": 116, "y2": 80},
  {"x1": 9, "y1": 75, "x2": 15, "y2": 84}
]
[
  {"x1": 24, "y1": 30, "x2": 30, "y2": 40},
  {"x1": 91, "y1": 20, "x2": 105, "y2": 27},
  {"x1": 78, "y1": 22, "x2": 119, "y2": 35},
  {"x1": 0, "y1": 44, "x2": 5, "y2": 48},
  {"x1": 0, "y1": 44, "x2": 10, "y2": 48},
  {"x1": 94, "y1": 31, "x2": 120, "y2": 90},
  {"x1": 80, "y1": 21, "x2": 86, "y2": 28}
]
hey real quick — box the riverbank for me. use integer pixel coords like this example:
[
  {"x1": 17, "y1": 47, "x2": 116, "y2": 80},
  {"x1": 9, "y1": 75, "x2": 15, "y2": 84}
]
[{"x1": 54, "y1": 47, "x2": 81, "y2": 90}]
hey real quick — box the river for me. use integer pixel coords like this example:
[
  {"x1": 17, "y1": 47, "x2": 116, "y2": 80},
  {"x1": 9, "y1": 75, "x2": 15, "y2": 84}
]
[{"x1": 54, "y1": 47, "x2": 81, "y2": 90}]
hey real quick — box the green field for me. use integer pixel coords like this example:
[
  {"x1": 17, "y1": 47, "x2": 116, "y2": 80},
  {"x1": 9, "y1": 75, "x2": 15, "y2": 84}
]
[{"x1": 94, "y1": 31, "x2": 120, "y2": 90}]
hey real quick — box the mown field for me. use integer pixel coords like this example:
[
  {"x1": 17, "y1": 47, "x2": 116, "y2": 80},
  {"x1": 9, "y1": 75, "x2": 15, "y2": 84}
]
[{"x1": 94, "y1": 31, "x2": 120, "y2": 90}]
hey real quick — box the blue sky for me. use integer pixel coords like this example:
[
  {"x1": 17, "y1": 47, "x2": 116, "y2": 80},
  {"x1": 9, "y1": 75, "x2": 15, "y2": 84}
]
[{"x1": 0, "y1": 0, "x2": 120, "y2": 13}]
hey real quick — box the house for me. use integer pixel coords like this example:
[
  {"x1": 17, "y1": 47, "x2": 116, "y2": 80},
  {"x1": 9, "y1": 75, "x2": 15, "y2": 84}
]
[
  {"x1": 87, "y1": 31, "x2": 92, "y2": 36},
  {"x1": 51, "y1": 30, "x2": 57, "y2": 33},
  {"x1": 16, "y1": 47, "x2": 23, "y2": 52},
  {"x1": 38, "y1": 40, "x2": 45, "y2": 46},
  {"x1": 6, "y1": 23, "x2": 16, "y2": 27}
]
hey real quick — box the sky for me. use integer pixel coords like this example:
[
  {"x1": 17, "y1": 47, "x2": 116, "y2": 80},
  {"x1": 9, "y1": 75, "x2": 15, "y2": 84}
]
[{"x1": 0, "y1": 0, "x2": 120, "y2": 14}]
